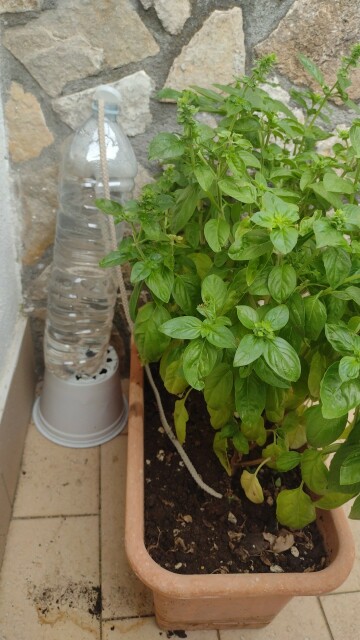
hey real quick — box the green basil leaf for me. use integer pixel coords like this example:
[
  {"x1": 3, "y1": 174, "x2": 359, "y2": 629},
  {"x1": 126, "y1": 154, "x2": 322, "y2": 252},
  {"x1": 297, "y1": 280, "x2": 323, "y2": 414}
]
[
  {"x1": 204, "y1": 218, "x2": 230, "y2": 253},
  {"x1": 174, "y1": 397, "x2": 189, "y2": 445},
  {"x1": 270, "y1": 227, "x2": 298, "y2": 254},
  {"x1": 345, "y1": 285, "x2": 360, "y2": 307},
  {"x1": 208, "y1": 403, "x2": 234, "y2": 430},
  {"x1": 310, "y1": 182, "x2": 344, "y2": 209},
  {"x1": 323, "y1": 172, "x2": 354, "y2": 195},
  {"x1": 265, "y1": 386, "x2": 286, "y2": 423},
  {"x1": 204, "y1": 363, "x2": 233, "y2": 410},
  {"x1": 343, "y1": 204, "x2": 360, "y2": 228},
  {"x1": 282, "y1": 411, "x2": 307, "y2": 449},
  {"x1": 159, "y1": 342, "x2": 184, "y2": 379},
  {"x1": 260, "y1": 192, "x2": 299, "y2": 222},
  {"x1": 313, "y1": 218, "x2": 347, "y2": 248},
  {"x1": 276, "y1": 486, "x2": 316, "y2": 529},
  {"x1": 100, "y1": 236, "x2": 136, "y2": 268},
  {"x1": 246, "y1": 258, "x2": 260, "y2": 286},
  {"x1": 263, "y1": 337, "x2": 301, "y2": 382},
  {"x1": 219, "y1": 423, "x2": 239, "y2": 439},
  {"x1": 349, "y1": 495, "x2": 360, "y2": 519},
  {"x1": 264, "y1": 305, "x2": 289, "y2": 331},
  {"x1": 328, "y1": 442, "x2": 360, "y2": 494},
  {"x1": 134, "y1": 303, "x2": 171, "y2": 363},
  {"x1": 171, "y1": 185, "x2": 200, "y2": 234},
  {"x1": 276, "y1": 451, "x2": 301, "y2": 472},
  {"x1": 251, "y1": 210, "x2": 274, "y2": 228},
  {"x1": 203, "y1": 322, "x2": 236, "y2": 349},
  {"x1": 173, "y1": 274, "x2": 200, "y2": 316},
  {"x1": 160, "y1": 316, "x2": 202, "y2": 340},
  {"x1": 148, "y1": 132, "x2": 185, "y2": 161},
  {"x1": 188, "y1": 252, "x2": 213, "y2": 279},
  {"x1": 298, "y1": 53, "x2": 325, "y2": 87},
  {"x1": 201, "y1": 274, "x2": 228, "y2": 313},
  {"x1": 304, "y1": 297, "x2": 327, "y2": 340},
  {"x1": 194, "y1": 162, "x2": 214, "y2": 191},
  {"x1": 96, "y1": 198, "x2": 125, "y2": 222},
  {"x1": 301, "y1": 449, "x2": 329, "y2": 495},
  {"x1": 268, "y1": 264, "x2": 297, "y2": 303},
  {"x1": 326, "y1": 295, "x2": 347, "y2": 323},
  {"x1": 253, "y1": 358, "x2": 290, "y2": 389},
  {"x1": 184, "y1": 221, "x2": 200, "y2": 249},
  {"x1": 144, "y1": 265, "x2": 173, "y2": 303},
  {"x1": 340, "y1": 447, "x2": 360, "y2": 485},
  {"x1": 236, "y1": 305, "x2": 259, "y2": 329},
  {"x1": 162, "y1": 359, "x2": 188, "y2": 395},
  {"x1": 308, "y1": 351, "x2": 327, "y2": 398},
  {"x1": 288, "y1": 292, "x2": 305, "y2": 334},
  {"x1": 234, "y1": 334, "x2": 265, "y2": 367},
  {"x1": 316, "y1": 492, "x2": 354, "y2": 510},
  {"x1": 183, "y1": 338, "x2": 218, "y2": 390},
  {"x1": 213, "y1": 432, "x2": 231, "y2": 475},
  {"x1": 228, "y1": 230, "x2": 273, "y2": 261},
  {"x1": 304, "y1": 404, "x2": 347, "y2": 448},
  {"x1": 239, "y1": 150, "x2": 261, "y2": 169},
  {"x1": 241, "y1": 416, "x2": 267, "y2": 446},
  {"x1": 233, "y1": 431, "x2": 250, "y2": 455},
  {"x1": 350, "y1": 124, "x2": 360, "y2": 158},
  {"x1": 234, "y1": 372, "x2": 266, "y2": 424},
  {"x1": 339, "y1": 356, "x2": 360, "y2": 382},
  {"x1": 322, "y1": 247, "x2": 351, "y2": 288},
  {"x1": 325, "y1": 323, "x2": 357, "y2": 355},
  {"x1": 248, "y1": 268, "x2": 271, "y2": 296},
  {"x1": 219, "y1": 177, "x2": 257, "y2": 203},
  {"x1": 129, "y1": 280, "x2": 142, "y2": 322},
  {"x1": 320, "y1": 362, "x2": 360, "y2": 419}
]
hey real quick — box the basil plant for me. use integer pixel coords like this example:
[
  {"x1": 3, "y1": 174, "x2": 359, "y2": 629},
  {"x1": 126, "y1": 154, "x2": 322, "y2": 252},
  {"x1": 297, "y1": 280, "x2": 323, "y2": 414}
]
[{"x1": 99, "y1": 47, "x2": 360, "y2": 529}]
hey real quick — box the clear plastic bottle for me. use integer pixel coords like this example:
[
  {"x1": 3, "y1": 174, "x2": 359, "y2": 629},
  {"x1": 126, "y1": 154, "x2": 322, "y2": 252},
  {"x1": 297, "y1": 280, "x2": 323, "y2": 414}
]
[{"x1": 44, "y1": 86, "x2": 137, "y2": 380}]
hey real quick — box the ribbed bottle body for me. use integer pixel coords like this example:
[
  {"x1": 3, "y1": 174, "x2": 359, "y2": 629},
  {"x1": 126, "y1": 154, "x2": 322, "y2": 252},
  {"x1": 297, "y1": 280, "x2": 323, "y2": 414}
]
[{"x1": 44, "y1": 108, "x2": 137, "y2": 379}]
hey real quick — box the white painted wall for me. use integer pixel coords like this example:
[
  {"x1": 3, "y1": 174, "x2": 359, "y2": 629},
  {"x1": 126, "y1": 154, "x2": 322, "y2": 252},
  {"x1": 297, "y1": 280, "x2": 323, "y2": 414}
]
[{"x1": 0, "y1": 61, "x2": 23, "y2": 383}]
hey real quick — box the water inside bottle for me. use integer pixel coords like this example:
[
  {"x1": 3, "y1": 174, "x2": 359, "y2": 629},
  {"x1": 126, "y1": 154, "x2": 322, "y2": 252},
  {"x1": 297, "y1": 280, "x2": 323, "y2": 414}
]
[{"x1": 44, "y1": 176, "x2": 120, "y2": 379}]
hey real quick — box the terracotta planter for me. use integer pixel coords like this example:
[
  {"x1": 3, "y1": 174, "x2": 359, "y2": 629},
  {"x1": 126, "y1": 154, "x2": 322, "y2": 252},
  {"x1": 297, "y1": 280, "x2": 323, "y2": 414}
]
[{"x1": 125, "y1": 342, "x2": 355, "y2": 630}]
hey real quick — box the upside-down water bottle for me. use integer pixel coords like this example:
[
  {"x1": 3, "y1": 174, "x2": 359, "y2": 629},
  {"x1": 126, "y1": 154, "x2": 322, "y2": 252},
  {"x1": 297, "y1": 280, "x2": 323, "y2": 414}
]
[{"x1": 44, "y1": 86, "x2": 137, "y2": 379}]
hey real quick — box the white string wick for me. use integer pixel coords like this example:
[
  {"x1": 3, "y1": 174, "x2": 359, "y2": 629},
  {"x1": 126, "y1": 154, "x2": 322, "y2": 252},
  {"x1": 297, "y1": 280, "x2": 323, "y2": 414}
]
[{"x1": 97, "y1": 98, "x2": 222, "y2": 500}]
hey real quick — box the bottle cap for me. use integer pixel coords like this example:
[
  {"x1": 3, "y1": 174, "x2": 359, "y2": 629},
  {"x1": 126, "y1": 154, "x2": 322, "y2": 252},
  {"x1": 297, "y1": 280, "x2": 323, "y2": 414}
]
[
  {"x1": 92, "y1": 85, "x2": 121, "y2": 115},
  {"x1": 94, "y1": 85, "x2": 121, "y2": 105}
]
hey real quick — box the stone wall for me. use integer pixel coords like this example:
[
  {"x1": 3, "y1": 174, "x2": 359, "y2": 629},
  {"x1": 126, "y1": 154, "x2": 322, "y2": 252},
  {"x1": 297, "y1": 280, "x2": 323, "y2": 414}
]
[{"x1": 0, "y1": 0, "x2": 359, "y2": 375}]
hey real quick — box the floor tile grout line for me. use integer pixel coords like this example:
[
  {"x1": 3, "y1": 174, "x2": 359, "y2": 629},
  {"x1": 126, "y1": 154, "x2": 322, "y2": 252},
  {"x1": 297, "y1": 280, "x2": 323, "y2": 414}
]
[
  {"x1": 102, "y1": 613, "x2": 155, "y2": 622},
  {"x1": 322, "y1": 589, "x2": 360, "y2": 596},
  {"x1": 216, "y1": 630, "x2": 221, "y2": 640},
  {"x1": 317, "y1": 596, "x2": 335, "y2": 640},
  {"x1": 12, "y1": 513, "x2": 99, "y2": 520}
]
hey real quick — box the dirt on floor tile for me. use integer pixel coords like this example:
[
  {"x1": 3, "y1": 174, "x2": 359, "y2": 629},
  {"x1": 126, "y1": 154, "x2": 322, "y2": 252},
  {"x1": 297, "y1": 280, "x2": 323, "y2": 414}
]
[{"x1": 27, "y1": 580, "x2": 102, "y2": 620}]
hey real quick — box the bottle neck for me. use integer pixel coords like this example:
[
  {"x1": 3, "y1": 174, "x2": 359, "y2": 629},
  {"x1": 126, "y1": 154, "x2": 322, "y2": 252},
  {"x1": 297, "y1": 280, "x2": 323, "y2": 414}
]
[{"x1": 91, "y1": 104, "x2": 119, "y2": 122}]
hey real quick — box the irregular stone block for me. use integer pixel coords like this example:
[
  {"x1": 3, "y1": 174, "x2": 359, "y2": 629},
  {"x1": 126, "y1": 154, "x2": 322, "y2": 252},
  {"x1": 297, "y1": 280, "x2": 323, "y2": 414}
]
[
  {"x1": 0, "y1": 0, "x2": 43, "y2": 12},
  {"x1": 164, "y1": 8, "x2": 245, "y2": 93},
  {"x1": 5, "y1": 82, "x2": 54, "y2": 163},
  {"x1": 28, "y1": 36, "x2": 104, "y2": 98},
  {"x1": 256, "y1": 0, "x2": 360, "y2": 100},
  {"x1": 3, "y1": 0, "x2": 159, "y2": 97},
  {"x1": 139, "y1": 0, "x2": 153, "y2": 8},
  {"x1": 18, "y1": 162, "x2": 59, "y2": 265},
  {"x1": 52, "y1": 71, "x2": 154, "y2": 135},
  {"x1": 154, "y1": 0, "x2": 191, "y2": 35}
]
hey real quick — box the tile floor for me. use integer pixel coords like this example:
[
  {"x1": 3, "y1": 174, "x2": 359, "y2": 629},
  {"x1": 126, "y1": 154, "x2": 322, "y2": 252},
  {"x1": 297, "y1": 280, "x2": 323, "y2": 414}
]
[{"x1": 0, "y1": 379, "x2": 360, "y2": 640}]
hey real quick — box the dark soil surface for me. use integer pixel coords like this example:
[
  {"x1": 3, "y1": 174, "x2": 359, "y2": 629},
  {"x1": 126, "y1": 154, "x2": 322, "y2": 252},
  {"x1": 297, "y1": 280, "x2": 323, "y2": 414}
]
[{"x1": 144, "y1": 366, "x2": 328, "y2": 576}]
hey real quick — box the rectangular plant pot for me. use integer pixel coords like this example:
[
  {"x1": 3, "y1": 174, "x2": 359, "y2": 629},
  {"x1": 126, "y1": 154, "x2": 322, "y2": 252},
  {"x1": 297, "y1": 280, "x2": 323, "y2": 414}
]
[{"x1": 125, "y1": 342, "x2": 355, "y2": 630}]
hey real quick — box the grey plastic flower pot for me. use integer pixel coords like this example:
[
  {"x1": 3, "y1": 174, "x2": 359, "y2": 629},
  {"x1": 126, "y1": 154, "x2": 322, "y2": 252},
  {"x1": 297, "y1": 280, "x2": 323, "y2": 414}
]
[{"x1": 33, "y1": 346, "x2": 127, "y2": 448}]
